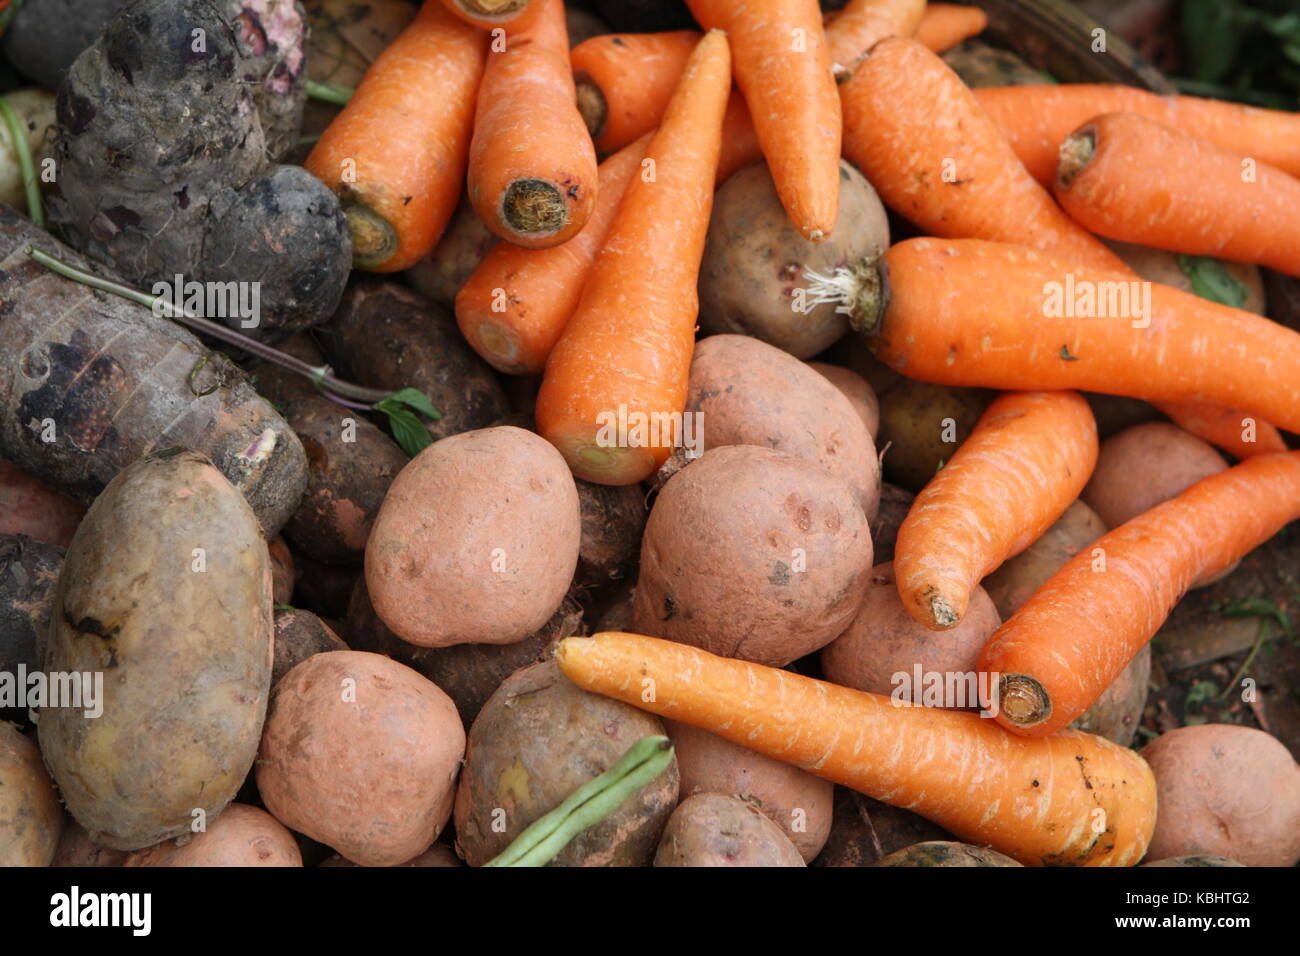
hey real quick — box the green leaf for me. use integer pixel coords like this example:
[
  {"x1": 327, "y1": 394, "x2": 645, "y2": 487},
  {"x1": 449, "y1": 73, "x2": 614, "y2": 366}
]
[
  {"x1": 383, "y1": 406, "x2": 434, "y2": 458},
  {"x1": 273, "y1": 604, "x2": 295, "y2": 612},
  {"x1": 1184, "y1": 679, "x2": 1220, "y2": 708},
  {"x1": 1177, "y1": 255, "x2": 1249, "y2": 308},
  {"x1": 1181, "y1": 0, "x2": 1244, "y2": 83},
  {"x1": 382, "y1": 387, "x2": 442, "y2": 421}
]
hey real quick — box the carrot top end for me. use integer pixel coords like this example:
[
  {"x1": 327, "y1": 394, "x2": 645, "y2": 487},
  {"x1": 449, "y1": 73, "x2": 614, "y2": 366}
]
[
  {"x1": 1055, "y1": 126, "x2": 1097, "y2": 191},
  {"x1": 502, "y1": 179, "x2": 570, "y2": 237},
  {"x1": 999, "y1": 673, "x2": 1051, "y2": 728},
  {"x1": 343, "y1": 201, "x2": 399, "y2": 271}
]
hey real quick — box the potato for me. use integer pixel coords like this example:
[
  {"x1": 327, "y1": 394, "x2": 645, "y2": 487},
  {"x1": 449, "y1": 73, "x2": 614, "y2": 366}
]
[
  {"x1": 268, "y1": 535, "x2": 295, "y2": 606},
  {"x1": 869, "y1": 482, "x2": 913, "y2": 565},
  {"x1": 257, "y1": 650, "x2": 465, "y2": 867},
  {"x1": 576, "y1": 478, "x2": 646, "y2": 589},
  {"x1": 1140, "y1": 724, "x2": 1300, "y2": 867},
  {"x1": 320, "y1": 844, "x2": 462, "y2": 867},
  {"x1": 815, "y1": 790, "x2": 955, "y2": 867},
  {"x1": 124, "y1": 804, "x2": 302, "y2": 867},
  {"x1": 654, "y1": 793, "x2": 805, "y2": 867},
  {"x1": 874, "y1": 841, "x2": 1023, "y2": 867},
  {"x1": 685, "y1": 334, "x2": 881, "y2": 520},
  {"x1": 1141, "y1": 855, "x2": 1246, "y2": 867},
  {"x1": 39, "y1": 449, "x2": 272, "y2": 851},
  {"x1": 272, "y1": 608, "x2": 349, "y2": 688},
  {"x1": 0, "y1": 721, "x2": 63, "y2": 866},
  {"x1": 1105, "y1": 239, "x2": 1267, "y2": 316},
  {"x1": 821, "y1": 563, "x2": 1001, "y2": 708},
  {"x1": 982, "y1": 500, "x2": 1108, "y2": 621},
  {"x1": 699, "y1": 160, "x2": 889, "y2": 359},
  {"x1": 403, "y1": 195, "x2": 496, "y2": 306},
  {"x1": 0, "y1": 534, "x2": 62, "y2": 722},
  {"x1": 1083, "y1": 423, "x2": 1227, "y2": 531},
  {"x1": 806, "y1": 361, "x2": 879, "y2": 440},
  {"x1": 633, "y1": 445, "x2": 873, "y2": 667},
  {"x1": 51, "y1": 818, "x2": 129, "y2": 867},
  {"x1": 454, "y1": 660, "x2": 678, "y2": 867},
  {"x1": 877, "y1": 379, "x2": 993, "y2": 493},
  {"x1": 1070, "y1": 646, "x2": 1150, "y2": 747},
  {"x1": 366, "y1": 426, "x2": 580, "y2": 647},
  {"x1": 0, "y1": 459, "x2": 84, "y2": 547},
  {"x1": 664, "y1": 718, "x2": 833, "y2": 862}
]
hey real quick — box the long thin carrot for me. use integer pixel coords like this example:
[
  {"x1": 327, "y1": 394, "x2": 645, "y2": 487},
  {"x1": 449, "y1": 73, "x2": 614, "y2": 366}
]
[
  {"x1": 439, "y1": 0, "x2": 541, "y2": 32},
  {"x1": 822, "y1": 0, "x2": 926, "y2": 78},
  {"x1": 839, "y1": 38, "x2": 1132, "y2": 275},
  {"x1": 457, "y1": 134, "x2": 649, "y2": 375},
  {"x1": 556, "y1": 632, "x2": 1157, "y2": 867},
  {"x1": 913, "y1": 2, "x2": 988, "y2": 53},
  {"x1": 1054, "y1": 112, "x2": 1300, "y2": 279},
  {"x1": 686, "y1": 0, "x2": 840, "y2": 241},
  {"x1": 894, "y1": 391, "x2": 1098, "y2": 630},
  {"x1": 306, "y1": 3, "x2": 488, "y2": 272},
  {"x1": 980, "y1": 451, "x2": 1300, "y2": 737},
  {"x1": 808, "y1": 237, "x2": 1300, "y2": 433},
  {"x1": 1155, "y1": 400, "x2": 1288, "y2": 460},
  {"x1": 467, "y1": 0, "x2": 597, "y2": 249},
  {"x1": 974, "y1": 84, "x2": 1300, "y2": 184},
  {"x1": 535, "y1": 31, "x2": 731, "y2": 485}
]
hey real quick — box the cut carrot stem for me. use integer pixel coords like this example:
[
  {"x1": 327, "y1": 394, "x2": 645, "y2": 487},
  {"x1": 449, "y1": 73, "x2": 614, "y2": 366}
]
[
  {"x1": 686, "y1": 0, "x2": 841, "y2": 241},
  {"x1": 1053, "y1": 112, "x2": 1300, "y2": 280},
  {"x1": 1152, "y1": 400, "x2": 1288, "y2": 460},
  {"x1": 439, "y1": 0, "x2": 541, "y2": 32},
  {"x1": 556, "y1": 632, "x2": 1157, "y2": 867},
  {"x1": 468, "y1": 0, "x2": 598, "y2": 249},
  {"x1": 894, "y1": 391, "x2": 1098, "y2": 630},
  {"x1": 913, "y1": 2, "x2": 988, "y2": 53},
  {"x1": 974, "y1": 83, "x2": 1300, "y2": 184},
  {"x1": 980, "y1": 451, "x2": 1300, "y2": 737},
  {"x1": 536, "y1": 31, "x2": 731, "y2": 485},
  {"x1": 306, "y1": 2, "x2": 488, "y2": 272},
  {"x1": 822, "y1": 0, "x2": 925, "y2": 79}
]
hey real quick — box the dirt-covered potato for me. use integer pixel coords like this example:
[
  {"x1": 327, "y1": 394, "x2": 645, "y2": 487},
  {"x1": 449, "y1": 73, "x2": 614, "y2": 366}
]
[
  {"x1": 124, "y1": 804, "x2": 302, "y2": 867},
  {"x1": 654, "y1": 793, "x2": 805, "y2": 867},
  {"x1": 319, "y1": 844, "x2": 462, "y2": 867},
  {"x1": 1070, "y1": 646, "x2": 1150, "y2": 747},
  {"x1": 876, "y1": 379, "x2": 993, "y2": 493},
  {"x1": 1083, "y1": 423, "x2": 1227, "y2": 530},
  {"x1": 633, "y1": 445, "x2": 873, "y2": 667},
  {"x1": 1141, "y1": 855, "x2": 1246, "y2": 867},
  {"x1": 1140, "y1": 724, "x2": 1300, "y2": 867},
  {"x1": 403, "y1": 196, "x2": 496, "y2": 306},
  {"x1": 0, "y1": 460, "x2": 84, "y2": 548},
  {"x1": 807, "y1": 361, "x2": 880, "y2": 439},
  {"x1": 50, "y1": 818, "x2": 129, "y2": 867},
  {"x1": 576, "y1": 479, "x2": 646, "y2": 589},
  {"x1": 272, "y1": 608, "x2": 349, "y2": 688},
  {"x1": 874, "y1": 841, "x2": 1023, "y2": 867},
  {"x1": 1105, "y1": 239, "x2": 1267, "y2": 315},
  {"x1": 268, "y1": 535, "x2": 295, "y2": 606},
  {"x1": 665, "y1": 719, "x2": 833, "y2": 862},
  {"x1": 982, "y1": 500, "x2": 1108, "y2": 621},
  {"x1": 685, "y1": 334, "x2": 881, "y2": 520},
  {"x1": 454, "y1": 660, "x2": 678, "y2": 867},
  {"x1": 39, "y1": 450, "x2": 272, "y2": 851},
  {"x1": 699, "y1": 161, "x2": 889, "y2": 359},
  {"x1": 366, "y1": 426, "x2": 580, "y2": 648},
  {"x1": 820, "y1": 563, "x2": 1001, "y2": 707},
  {"x1": 257, "y1": 650, "x2": 465, "y2": 867},
  {"x1": 0, "y1": 535, "x2": 63, "y2": 722},
  {"x1": 1, "y1": 0, "x2": 128, "y2": 89},
  {"x1": 0, "y1": 722, "x2": 63, "y2": 866},
  {"x1": 869, "y1": 482, "x2": 914, "y2": 565}
]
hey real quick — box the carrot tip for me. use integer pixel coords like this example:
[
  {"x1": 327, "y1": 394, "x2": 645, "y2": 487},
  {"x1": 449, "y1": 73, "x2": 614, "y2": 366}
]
[
  {"x1": 342, "y1": 201, "x2": 398, "y2": 270},
  {"x1": 460, "y1": 0, "x2": 526, "y2": 16},
  {"x1": 1055, "y1": 126, "x2": 1097, "y2": 191},
  {"x1": 574, "y1": 76, "x2": 607, "y2": 140},
  {"x1": 502, "y1": 179, "x2": 569, "y2": 237},
  {"x1": 998, "y1": 673, "x2": 1051, "y2": 727},
  {"x1": 930, "y1": 596, "x2": 958, "y2": 629}
]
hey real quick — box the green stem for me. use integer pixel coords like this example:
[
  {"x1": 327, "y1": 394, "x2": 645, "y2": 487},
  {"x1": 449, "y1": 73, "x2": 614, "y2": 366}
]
[
  {"x1": 484, "y1": 736, "x2": 675, "y2": 867},
  {"x1": 0, "y1": 93, "x2": 44, "y2": 228},
  {"x1": 305, "y1": 80, "x2": 354, "y2": 106},
  {"x1": 1217, "y1": 618, "x2": 1270, "y2": 701}
]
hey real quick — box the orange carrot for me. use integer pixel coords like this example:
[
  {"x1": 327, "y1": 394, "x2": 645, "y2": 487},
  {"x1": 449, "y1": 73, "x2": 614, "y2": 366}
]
[
  {"x1": 535, "y1": 31, "x2": 731, "y2": 484},
  {"x1": 894, "y1": 391, "x2": 1098, "y2": 630},
  {"x1": 1154, "y1": 400, "x2": 1288, "y2": 460},
  {"x1": 974, "y1": 84, "x2": 1300, "y2": 184},
  {"x1": 306, "y1": 3, "x2": 488, "y2": 272},
  {"x1": 467, "y1": 0, "x2": 598, "y2": 249},
  {"x1": 686, "y1": 0, "x2": 841, "y2": 241},
  {"x1": 980, "y1": 451, "x2": 1300, "y2": 737},
  {"x1": 1054, "y1": 112, "x2": 1300, "y2": 279},
  {"x1": 556, "y1": 632, "x2": 1157, "y2": 867},
  {"x1": 457, "y1": 135, "x2": 649, "y2": 375},
  {"x1": 914, "y1": 2, "x2": 988, "y2": 52},
  {"x1": 822, "y1": 0, "x2": 926, "y2": 78},
  {"x1": 806, "y1": 237, "x2": 1300, "y2": 433},
  {"x1": 839, "y1": 38, "x2": 1132, "y2": 275},
  {"x1": 439, "y1": 0, "x2": 541, "y2": 32}
]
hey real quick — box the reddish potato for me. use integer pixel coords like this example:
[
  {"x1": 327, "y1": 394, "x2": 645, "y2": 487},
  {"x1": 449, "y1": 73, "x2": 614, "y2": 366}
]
[
  {"x1": 125, "y1": 804, "x2": 302, "y2": 867},
  {"x1": 654, "y1": 793, "x2": 805, "y2": 867},
  {"x1": 807, "y1": 361, "x2": 880, "y2": 439},
  {"x1": 0, "y1": 722, "x2": 63, "y2": 866},
  {"x1": 320, "y1": 844, "x2": 462, "y2": 867},
  {"x1": 0, "y1": 459, "x2": 84, "y2": 547},
  {"x1": 51, "y1": 818, "x2": 128, "y2": 867},
  {"x1": 268, "y1": 535, "x2": 295, "y2": 606},
  {"x1": 1141, "y1": 855, "x2": 1245, "y2": 867}
]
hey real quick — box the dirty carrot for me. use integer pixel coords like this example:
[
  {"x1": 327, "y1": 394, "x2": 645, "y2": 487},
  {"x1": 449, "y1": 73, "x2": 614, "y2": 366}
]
[
  {"x1": 536, "y1": 30, "x2": 731, "y2": 484},
  {"x1": 457, "y1": 134, "x2": 649, "y2": 375},
  {"x1": 806, "y1": 237, "x2": 1300, "y2": 434},
  {"x1": 974, "y1": 83, "x2": 1300, "y2": 184},
  {"x1": 913, "y1": 2, "x2": 988, "y2": 52},
  {"x1": 1054, "y1": 111, "x2": 1300, "y2": 279},
  {"x1": 839, "y1": 37, "x2": 1132, "y2": 274},
  {"x1": 556, "y1": 632, "x2": 1157, "y2": 867},
  {"x1": 686, "y1": 0, "x2": 841, "y2": 241},
  {"x1": 894, "y1": 391, "x2": 1098, "y2": 630},
  {"x1": 1153, "y1": 400, "x2": 1288, "y2": 460},
  {"x1": 439, "y1": 0, "x2": 541, "y2": 32},
  {"x1": 468, "y1": 0, "x2": 598, "y2": 249},
  {"x1": 980, "y1": 451, "x2": 1300, "y2": 737},
  {"x1": 306, "y1": 2, "x2": 488, "y2": 272},
  {"x1": 822, "y1": 0, "x2": 926, "y2": 79}
]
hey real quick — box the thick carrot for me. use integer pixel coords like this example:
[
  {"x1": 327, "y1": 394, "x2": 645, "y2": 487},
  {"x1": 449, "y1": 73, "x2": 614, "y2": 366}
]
[
  {"x1": 839, "y1": 38, "x2": 1132, "y2": 275},
  {"x1": 1054, "y1": 112, "x2": 1300, "y2": 279},
  {"x1": 457, "y1": 135, "x2": 649, "y2": 375},
  {"x1": 980, "y1": 451, "x2": 1300, "y2": 737},
  {"x1": 306, "y1": 3, "x2": 488, "y2": 272},
  {"x1": 826, "y1": 237, "x2": 1300, "y2": 432},
  {"x1": 535, "y1": 31, "x2": 731, "y2": 484},
  {"x1": 974, "y1": 84, "x2": 1300, "y2": 184},
  {"x1": 467, "y1": 0, "x2": 597, "y2": 249},
  {"x1": 439, "y1": 0, "x2": 541, "y2": 32},
  {"x1": 822, "y1": 0, "x2": 926, "y2": 78},
  {"x1": 556, "y1": 632, "x2": 1157, "y2": 867},
  {"x1": 686, "y1": 0, "x2": 840, "y2": 241},
  {"x1": 914, "y1": 2, "x2": 988, "y2": 52},
  {"x1": 1154, "y1": 400, "x2": 1288, "y2": 460},
  {"x1": 894, "y1": 391, "x2": 1098, "y2": 630}
]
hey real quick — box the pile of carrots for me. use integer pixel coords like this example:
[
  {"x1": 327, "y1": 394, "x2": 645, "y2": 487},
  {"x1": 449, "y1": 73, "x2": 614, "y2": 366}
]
[{"x1": 306, "y1": 0, "x2": 1300, "y2": 866}]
